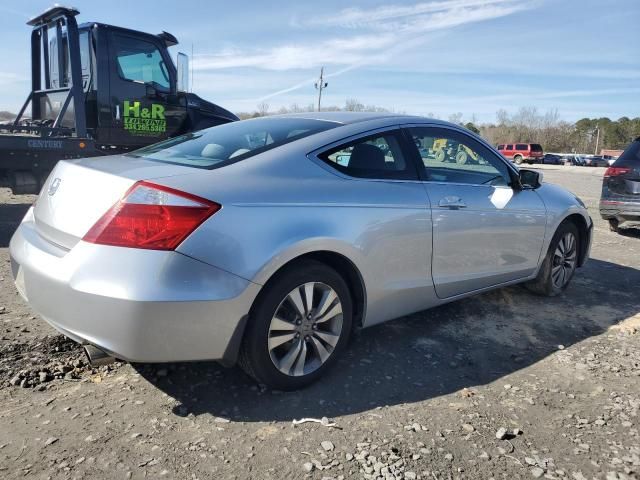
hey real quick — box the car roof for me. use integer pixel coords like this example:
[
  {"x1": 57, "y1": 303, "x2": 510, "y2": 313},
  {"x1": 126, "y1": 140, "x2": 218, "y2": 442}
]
[{"x1": 266, "y1": 111, "x2": 441, "y2": 126}]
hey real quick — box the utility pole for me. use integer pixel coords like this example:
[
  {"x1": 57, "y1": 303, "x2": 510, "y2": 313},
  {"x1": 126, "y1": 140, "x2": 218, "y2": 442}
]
[
  {"x1": 594, "y1": 124, "x2": 600, "y2": 156},
  {"x1": 315, "y1": 67, "x2": 328, "y2": 112}
]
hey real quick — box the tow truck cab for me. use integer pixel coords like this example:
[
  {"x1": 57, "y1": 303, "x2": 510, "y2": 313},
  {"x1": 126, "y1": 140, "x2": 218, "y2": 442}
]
[{"x1": 1, "y1": 6, "x2": 237, "y2": 193}]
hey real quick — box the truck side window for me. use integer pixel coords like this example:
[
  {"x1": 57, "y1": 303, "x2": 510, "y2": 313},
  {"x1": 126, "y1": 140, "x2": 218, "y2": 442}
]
[{"x1": 113, "y1": 34, "x2": 170, "y2": 90}]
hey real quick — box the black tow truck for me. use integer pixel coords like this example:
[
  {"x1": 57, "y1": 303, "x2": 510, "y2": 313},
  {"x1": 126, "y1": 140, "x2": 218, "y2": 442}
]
[{"x1": 0, "y1": 6, "x2": 238, "y2": 194}]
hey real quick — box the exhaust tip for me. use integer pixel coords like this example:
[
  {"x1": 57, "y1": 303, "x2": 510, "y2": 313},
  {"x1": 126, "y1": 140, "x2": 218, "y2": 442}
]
[{"x1": 84, "y1": 345, "x2": 115, "y2": 367}]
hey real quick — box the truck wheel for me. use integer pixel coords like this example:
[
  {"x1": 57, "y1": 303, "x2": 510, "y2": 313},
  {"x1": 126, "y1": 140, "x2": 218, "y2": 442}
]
[
  {"x1": 10, "y1": 171, "x2": 40, "y2": 195},
  {"x1": 514, "y1": 155, "x2": 523, "y2": 165},
  {"x1": 239, "y1": 260, "x2": 352, "y2": 390},
  {"x1": 608, "y1": 219, "x2": 619, "y2": 233},
  {"x1": 435, "y1": 150, "x2": 445, "y2": 162},
  {"x1": 455, "y1": 151, "x2": 469, "y2": 164}
]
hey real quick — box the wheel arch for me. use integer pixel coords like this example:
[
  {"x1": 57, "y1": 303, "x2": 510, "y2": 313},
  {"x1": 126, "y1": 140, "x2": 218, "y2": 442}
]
[
  {"x1": 254, "y1": 250, "x2": 367, "y2": 329},
  {"x1": 562, "y1": 213, "x2": 590, "y2": 267}
]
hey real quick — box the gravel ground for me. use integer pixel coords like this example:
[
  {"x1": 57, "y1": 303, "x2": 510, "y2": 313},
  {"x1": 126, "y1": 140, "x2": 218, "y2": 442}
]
[{"x1": 0, "y1": 166, "x2": 638, "y2": 480}]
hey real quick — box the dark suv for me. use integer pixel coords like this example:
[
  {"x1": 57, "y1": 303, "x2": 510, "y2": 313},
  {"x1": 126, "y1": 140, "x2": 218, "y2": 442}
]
[{"x1": 600, "y1": 137, "x2": 640, "y2": 232}]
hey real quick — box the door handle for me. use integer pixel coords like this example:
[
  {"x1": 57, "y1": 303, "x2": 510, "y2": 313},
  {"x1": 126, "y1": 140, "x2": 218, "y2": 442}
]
[{"x1": 439, "y1": 196, "x2": 467, "y2": 208}]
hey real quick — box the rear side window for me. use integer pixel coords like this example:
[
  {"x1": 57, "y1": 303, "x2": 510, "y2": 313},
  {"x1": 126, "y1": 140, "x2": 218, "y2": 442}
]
[
  {"x1": 506, "y1": 145, "x2": 513, "y2": 151},
  {"x1": 516, "y1": 144, "x2": 528, "y2": 151},
  {"x1": 319, "y1": 131, "x2": 415, "y2": 180},
  {"x1": 531, "y1": 144, "x2": 543, "y2": 152},
  {"x1": 497, "y1": 144, "x2": 505, "y2": 150},
  {"x1": 614, "y1": 139, "x2": 640, "y2": 167},
  {"x1": 131, "y1": 117, "x2": 339, "y2": 169}
]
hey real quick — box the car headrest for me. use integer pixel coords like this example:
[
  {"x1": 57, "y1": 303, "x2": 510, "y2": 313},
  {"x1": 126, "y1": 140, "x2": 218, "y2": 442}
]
[{"x1": 348, "y1": 143, "x2": 387, "y2": 170}]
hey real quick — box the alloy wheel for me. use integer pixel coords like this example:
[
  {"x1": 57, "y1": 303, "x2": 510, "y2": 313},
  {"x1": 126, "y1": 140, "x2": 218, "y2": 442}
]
[
  {"x1": 267, "y1": 282, "x2": 343, "y2": 377},
  {"x1": 551, "y1": 232, "x2": 577, "y2": 289}
]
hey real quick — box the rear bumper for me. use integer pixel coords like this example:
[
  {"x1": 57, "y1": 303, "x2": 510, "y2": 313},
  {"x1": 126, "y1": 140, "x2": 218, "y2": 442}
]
[
  {"x1": 600, "y1": 200, "x2": 640, "y2": 222},
  {"x1": 9, "y1": 208, "x2": 260, "y2": 363}
]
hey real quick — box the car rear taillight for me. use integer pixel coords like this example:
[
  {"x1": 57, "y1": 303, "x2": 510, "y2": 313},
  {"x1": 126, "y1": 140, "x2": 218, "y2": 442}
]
[
  {"x1": 604, "y1": 167, "x2": 631, "y2": 177},
  {"x1": 83, "y1": 181, "x2": 220, "y2": 250}
]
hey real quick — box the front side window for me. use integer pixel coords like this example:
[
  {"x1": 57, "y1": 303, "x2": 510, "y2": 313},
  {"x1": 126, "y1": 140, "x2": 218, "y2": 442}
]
[
  {"x1": 408, "y1": 127, "x2": 511, "y2": 186},
  {"x1": 130, "y1": 117, "x2": 338, "y2": 169},
  {"x1": 113, "y1": 34, "x2": 170, "y2": 89},
  {"x1": 319, "y1": 131, "x2": 414, "y2": 179}
]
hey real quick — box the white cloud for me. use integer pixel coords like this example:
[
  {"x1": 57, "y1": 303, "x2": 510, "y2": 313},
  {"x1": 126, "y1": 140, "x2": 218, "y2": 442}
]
[
  {"x1": 301, "y1": 0, "x2": 530, "y2": 31},
  {"x1": 299, "y1": 0, "x2": 524, "y2": 28},
  {"x1": 193, "y1": 0, "x2": 535, "y2": 103},
  {"x1": 193, "y1": 0, "x2": 533, "y2": 72}
]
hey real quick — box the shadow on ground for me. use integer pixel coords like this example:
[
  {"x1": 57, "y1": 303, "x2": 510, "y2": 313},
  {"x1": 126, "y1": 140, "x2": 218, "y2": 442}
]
[
  {"x1": 0, "y1": 203, "x2": 30, "y2": 247},
  {"x1": 617, "y1": 226, "x2": 640, "y2": 239},
  {"x1": 136, "y1": 258, "x2": 640, "y2": 422}
]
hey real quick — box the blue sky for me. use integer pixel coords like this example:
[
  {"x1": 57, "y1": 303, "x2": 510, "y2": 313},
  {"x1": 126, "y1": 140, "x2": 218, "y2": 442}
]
[{"x1": 0, "y1": 0, "x2": 638, "y2": 122}]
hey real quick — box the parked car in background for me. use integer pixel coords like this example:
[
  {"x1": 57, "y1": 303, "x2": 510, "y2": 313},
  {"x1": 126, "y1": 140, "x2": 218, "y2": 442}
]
[
  {"x1": 497, "y1": 143, "x2": 544, "y2": 164},
  {"x1": 542, "y1": 153, "x2": 562, "y2": 165},
  {"x1": 604, "y1": 155, "x2": 619, "y2": 166},
  {"x1": 584, "y1": 156, "x2": 609, "y2": 167},
  {"x1": 562, "y1": 155, "x2": 586, "y2": 166},
  {"x1": 600, "y1": 137, "x2": 640, "y2": 232},
  {"x1": 9, "y1": 113, "x2": 593, "y2": 390}
]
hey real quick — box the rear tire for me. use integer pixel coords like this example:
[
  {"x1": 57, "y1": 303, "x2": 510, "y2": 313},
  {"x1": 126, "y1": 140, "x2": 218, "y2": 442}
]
[
  {"x1": 526, "y1": 222, "x2": 579, "y2": 296},
  {"x1": 608, "y1": 219, "x2": 619, "y2": 233},
  {"x1": 239, "y1": 260, "x2": 352, "y2": 390}
]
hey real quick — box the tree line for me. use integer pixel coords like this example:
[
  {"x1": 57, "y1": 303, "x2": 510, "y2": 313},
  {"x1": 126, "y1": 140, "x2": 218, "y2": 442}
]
[
  {"x1": 473, "y1": 107, "x2": 639, "y2": 153},
  {"x1": 239, "y1": 101, "x2": 639, "y2": 154}
]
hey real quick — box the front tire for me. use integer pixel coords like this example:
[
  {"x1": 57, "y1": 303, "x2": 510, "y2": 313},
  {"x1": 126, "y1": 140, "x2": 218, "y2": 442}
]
[
  {"x1": 239, "y1": 260, "x2": 352, "y2": 390},
  {"x1": 526, "y1": 222, "x2": 579, "y2": 296},
  {"x1": 514, "y1": 155, "x2": 524, "y2": 165}
]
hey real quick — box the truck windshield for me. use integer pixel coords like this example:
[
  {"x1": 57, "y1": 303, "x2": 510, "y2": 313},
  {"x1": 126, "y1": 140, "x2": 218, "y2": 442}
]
[{"x1": 129, "y1": 117, "x2": 340, "y2": 169}]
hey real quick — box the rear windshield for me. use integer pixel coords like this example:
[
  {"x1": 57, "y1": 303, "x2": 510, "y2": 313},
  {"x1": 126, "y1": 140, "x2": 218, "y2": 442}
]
[
  {"x1": 129, "y1": 117, "x2": 340, "y2": 169},
  {"x1": 614, "y1": 139, "x2": 640, "y2": 167},
  {"x1": 531, "y1": 144, "x2": 543, "y2": 152}
]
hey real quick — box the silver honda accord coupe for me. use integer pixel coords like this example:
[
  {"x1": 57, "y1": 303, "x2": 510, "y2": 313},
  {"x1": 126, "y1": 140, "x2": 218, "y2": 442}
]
[{"x1": 10, "y1": 113, "x2": 592, "y2": 390}]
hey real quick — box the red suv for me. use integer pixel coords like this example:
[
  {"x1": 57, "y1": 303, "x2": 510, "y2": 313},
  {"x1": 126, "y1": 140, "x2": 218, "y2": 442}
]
[{"x1": 497, "y1": 143, "x2": 544, "y2": 164}]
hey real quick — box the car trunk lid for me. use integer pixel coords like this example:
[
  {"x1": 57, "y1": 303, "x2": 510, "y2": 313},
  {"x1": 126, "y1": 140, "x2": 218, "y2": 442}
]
[{"x1": 33, "y1": 156, "x2": 198, "y2": 250}]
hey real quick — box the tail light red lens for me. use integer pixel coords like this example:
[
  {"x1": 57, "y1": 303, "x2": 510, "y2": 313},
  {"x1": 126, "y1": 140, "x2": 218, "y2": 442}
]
[
  {"x1": 604, "y1": 167, "x2": 631, "y2": 177},
  {"x1": 83, "y1": 181, "x2": 220, "y2": 250}
]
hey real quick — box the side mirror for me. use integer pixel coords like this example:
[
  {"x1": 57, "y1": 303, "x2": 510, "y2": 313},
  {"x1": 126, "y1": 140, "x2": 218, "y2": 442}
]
[
  {"x1": 177, "y1": 52, "x2": 189, "y2": 92},
  {"x1": 518, "y1": 169, "x2": 543, "y2": 189}
]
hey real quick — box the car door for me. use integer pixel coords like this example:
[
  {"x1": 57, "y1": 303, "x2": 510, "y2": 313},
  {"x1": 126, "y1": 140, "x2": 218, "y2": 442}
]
[
  {"x1": 504, "y1": 144, "x2": 514, "y2": 159},
  {"x1": 405, "y1": 126, "x2": 547, "y2": 299},
  {"x1": 314, "y1": 128, "x2": 435, "y2": 325},
  {"x1": 107, "y1": 32, "x2": 187, "y2": 147}
]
